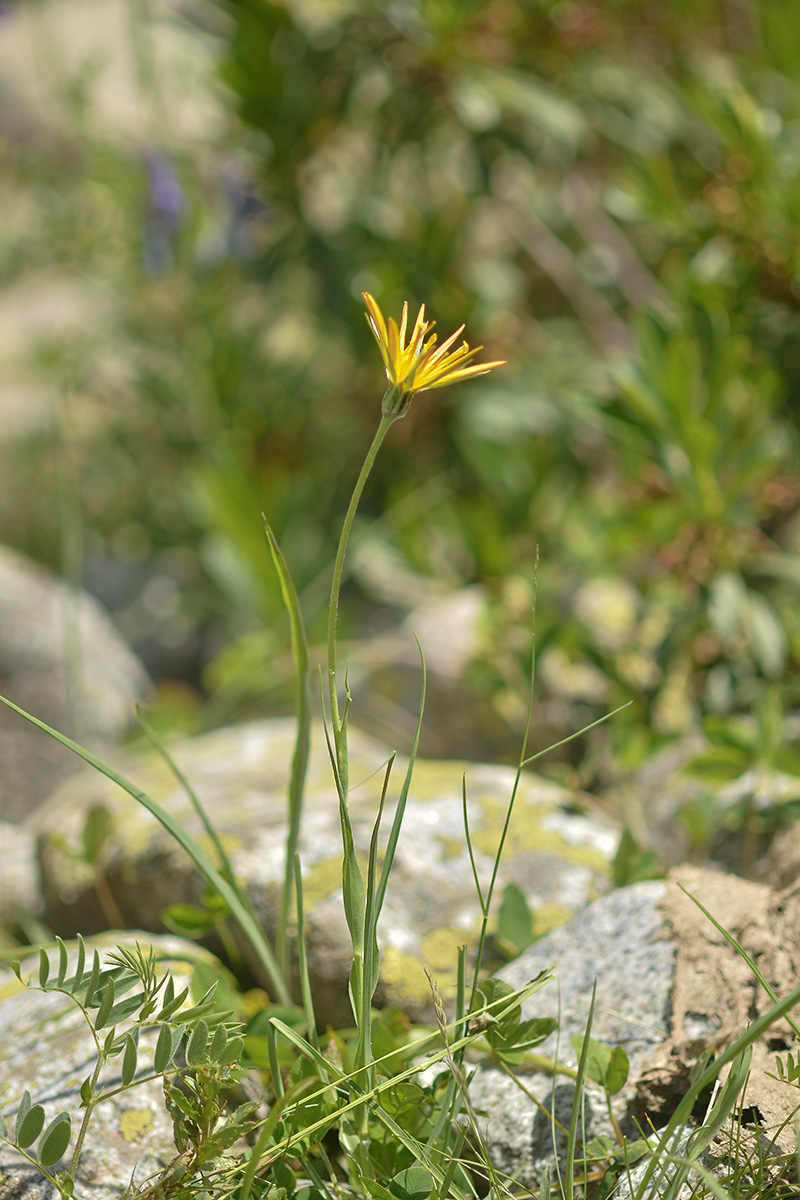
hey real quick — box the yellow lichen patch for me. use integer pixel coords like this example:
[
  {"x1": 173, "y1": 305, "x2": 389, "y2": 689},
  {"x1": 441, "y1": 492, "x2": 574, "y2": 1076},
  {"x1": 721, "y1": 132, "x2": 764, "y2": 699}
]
[
  {"x1": 472, "y1": 798, "x2": 610, "y2": 875},
  {"x1": 438, "y1": 836, "x2": 464, "y2": 862},
  {"x1": 302, "y1": 850, "x2": 376, "y2": 909},
  {"x1": 301, "y1": 856, "x2": 345, "y2": 908},
  {"x1": 531, "y1": 901, "x2": 574, "y2": 934},
  {"x1": 195, "y1": 831, "x2": 243, "y2": 862},
  {"x1": 118, "y1": 1108, "x2": 153, "y2": 1143},
  {"x1": 380, "y1": 948, "x2": 432, "y2": 1011},
  {"x1": 407, "y1": 759, "x2": 469, "y2": 802}
]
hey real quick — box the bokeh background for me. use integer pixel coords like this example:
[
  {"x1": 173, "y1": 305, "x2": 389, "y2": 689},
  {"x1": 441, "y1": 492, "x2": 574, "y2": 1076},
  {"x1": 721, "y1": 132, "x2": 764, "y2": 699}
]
[{"x1": 3, "y1": 0, "x2": 800, "y2": 872}]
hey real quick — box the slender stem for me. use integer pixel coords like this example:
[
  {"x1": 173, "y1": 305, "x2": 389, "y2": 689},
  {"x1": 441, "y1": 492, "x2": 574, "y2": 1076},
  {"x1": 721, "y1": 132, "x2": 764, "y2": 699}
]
[{"x1": 326, "y1": 411, "x2": 395, "y2": 781}]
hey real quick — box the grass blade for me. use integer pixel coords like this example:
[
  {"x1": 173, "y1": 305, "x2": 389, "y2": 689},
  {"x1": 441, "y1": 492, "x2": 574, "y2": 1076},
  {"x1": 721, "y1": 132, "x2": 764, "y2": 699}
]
[
  {"x1": 264, "y1": 518, "x2": 311, "y2": 986},
  {"x1": 0, "y1": 691, "x2": 290, "y2": 1005}
]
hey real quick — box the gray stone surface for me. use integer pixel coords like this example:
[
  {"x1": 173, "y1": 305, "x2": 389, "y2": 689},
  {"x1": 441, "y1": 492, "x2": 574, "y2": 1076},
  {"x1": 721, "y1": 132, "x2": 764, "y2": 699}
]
[
  {"x1": 32, "y1": 717, "x2": 618, "y2": 1026},
  {"x1": 0, "y1": 821, "x2": 41, "y2": 929},
  {"x1": 0, "y1": 546, "x2": 150, "y2": 823},
  {"x1": 0, "y1": 932, "x2": 216, "y2": 1199},
  {"x1": 471, "y1": 880, "x2": 673, "y2": 1187}
]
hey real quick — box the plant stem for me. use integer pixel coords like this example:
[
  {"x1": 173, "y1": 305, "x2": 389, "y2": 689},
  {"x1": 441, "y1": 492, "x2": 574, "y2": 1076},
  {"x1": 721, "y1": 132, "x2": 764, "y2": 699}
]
[{"x1": 326, "y1": 410, "x2": 395, "y2": 788}]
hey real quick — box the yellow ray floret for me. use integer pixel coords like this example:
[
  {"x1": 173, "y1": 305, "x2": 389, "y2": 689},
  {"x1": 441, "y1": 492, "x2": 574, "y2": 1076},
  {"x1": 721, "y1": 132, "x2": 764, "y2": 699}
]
[{"x1": 363, "y1": 293, "x2": 504, "y2": 413}]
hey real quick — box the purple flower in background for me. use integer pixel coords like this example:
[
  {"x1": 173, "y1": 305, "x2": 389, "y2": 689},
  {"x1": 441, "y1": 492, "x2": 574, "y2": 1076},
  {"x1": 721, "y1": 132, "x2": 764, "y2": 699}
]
[
  {"x1": 146, "y1": 151, "x2": 187, "y2": 231},
  {"x1": 142, "y1": 150, "x2": 187, "y2": 274}
]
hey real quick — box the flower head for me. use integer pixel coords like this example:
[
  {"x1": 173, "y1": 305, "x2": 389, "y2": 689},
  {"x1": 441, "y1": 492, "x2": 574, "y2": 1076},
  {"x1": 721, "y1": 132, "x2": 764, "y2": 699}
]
[{"x1": 363, "y1": 292, "x2": 505, "y2": 418}]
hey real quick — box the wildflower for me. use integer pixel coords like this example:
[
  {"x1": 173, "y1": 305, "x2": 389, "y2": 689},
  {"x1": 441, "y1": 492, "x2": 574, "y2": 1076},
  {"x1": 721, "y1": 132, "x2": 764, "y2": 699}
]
[{"x1": 363, "y1": 292, "x2": 505, "y2": 418}]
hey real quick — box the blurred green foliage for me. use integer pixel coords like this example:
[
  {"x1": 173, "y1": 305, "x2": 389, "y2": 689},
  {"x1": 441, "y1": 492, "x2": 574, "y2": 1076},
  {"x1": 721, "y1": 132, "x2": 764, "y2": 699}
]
[{"x1": 2, "y1": 0, "x2": 800, "y2": 798}]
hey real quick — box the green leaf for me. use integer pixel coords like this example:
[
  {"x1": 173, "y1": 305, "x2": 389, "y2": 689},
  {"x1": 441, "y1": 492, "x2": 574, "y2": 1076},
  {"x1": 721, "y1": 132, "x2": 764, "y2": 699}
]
[
  {"x1": 0, "y1": 1111, "x2": 7, "y2": 1138},
  {"x1": 361, "y1": 1179, "x2": 395, "y2": 1200},
  {"x1": 497, "y1": 882, "x2": 534, "y2": 952},
  {"x1": 55, "y1": 938, "x2": 68, "y2": 988},
  {"x1": 0, "y1": 691, "x2": 290, "y2": 1004},
  {"x1": 16, "y1": 1103, "x2": 45, "y2": 1149},
  {"x1": 103, "y1": 991, "x2": 148, "y2": 1028},
  {"x1": 217, "y1": 1036, "x2": 244, "y2": 1066},
  {"x1": 55, "y1": 1170, "x2": 74, "y2": 1196},
  {"x1": 156, "y1": 984, "x2": 189, "y2": 1022},
  {"x1": 154, "y1": 1023, "x2": 176, "y2": 1073},
  {"x1": 495, "y1": 1016, "x2": 557, "y2": 1064},
  {"x1": 605, "y1": 1045, "x2": 630, "y2": 1095},
  {"x1": 15, "y1": 1092, "x2": 31, "y2": 1130},
  {"x1": 82, "y1": 952, "x2": 101, "y2": 1008},
  {"x1": 612, "y1": 827, "x2": 664, "y2": 887},
  {"x1": 473, "y1": 978, "x2": 520, "y2": 1044},
  {"x1": 38, "y1": 1113, "x2": 71, "y2": 1167},
  {"x1": 685, "y1": 745, "x2": 750, "y2": 782},
  {"x1": 186, "y1": 1019, "x2": 210, "y2": 1066},
  {"x1": 388, "y1": 1166, "x2": 433, "y2": 1200},
  {"x1": 160, "y1": 903, "x2": 218, "y2": 939},
  {"x1": 38, "y1": 948, "x2": 49, "y2": 989},
  {"x1": 79, "y1": 1077, "x2": 93, "y2": 1107},
  {"x1": 81, "y1": 804, "x2": 112, "y2": 862},
  {"x1": 94, "y1": 977, "x2": 116, "y2": 1029},
  {"x1": 570, "y1": 1034, "x2": 610, "y2": 1088},
  {"x1": 209, "y1": 1024, "x2": 228, "y2": 1061},
  {"x1": 121, "y1": 1034, "x2": 138, "y2": 1086}
]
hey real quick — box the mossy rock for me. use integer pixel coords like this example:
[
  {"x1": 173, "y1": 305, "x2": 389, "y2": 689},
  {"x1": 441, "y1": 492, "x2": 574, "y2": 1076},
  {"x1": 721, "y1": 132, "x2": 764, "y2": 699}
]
[{"x1": 33, "y1": 719, "x2": 618, "y2": 1025}]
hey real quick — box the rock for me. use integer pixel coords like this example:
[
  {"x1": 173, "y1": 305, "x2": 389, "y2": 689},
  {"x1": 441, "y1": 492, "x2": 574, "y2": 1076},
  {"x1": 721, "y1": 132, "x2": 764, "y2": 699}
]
[
  {"x1": 471, "y1": 865, "x2": 800, "y2": 1191},
  {"x1": 609, "y1": 727, "x2": 800, "y2": 873},
  {"x1": 0, "y1": 932, "x2": 223, "y2": 1199},
  {"x1": 33, "y1": 718, "x2": 618, "y2": 1027},
  {"x1": 0, "y1": 546, "x2": 150, "y2": 823},
  {"x1": 0, "y1": 821, "x2": 41, "y2": 933}
]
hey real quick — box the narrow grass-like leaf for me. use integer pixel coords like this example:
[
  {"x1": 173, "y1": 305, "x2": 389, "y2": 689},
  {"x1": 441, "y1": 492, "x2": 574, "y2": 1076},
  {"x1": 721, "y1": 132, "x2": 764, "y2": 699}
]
[
  {"x1": 186, "y1": 1019, "x2": 210, "y2": 1066},
  {"x1": 520, "y1": 702, "x2": 632, "y2": 769},
  {"x1": 121, "y1": 1035, "x2": 138, "y2": 1086},
  {"x1": 94, "y1": 977, "x2": 116, "y2": 1029},
  {"x1": 135, "y1": 707, "x2": 237, "y2": 892},
  {"x1": 677, "y1": 881, "x2": 800, "y2": 1040},
  {"x1": 0, "y1": 691, "x2": 290, "y2": 1005},
  {"x1": 375, "y1": 637, "x2": 426, "y2": 918},
  {"x1": 38, "y1": 948, "x2": 49, "y2": 988},
  {"x1": 264, "y1": 518, "x2": 311, "y2": 987},
  {"x1": 267, "y1": 1021, "x2": 284, "y2": 1100},
  {"x1": 37, "y1": 1112, "x2": 71, "y2": 1167},
  {"x1": 633, "y1": 980, "x2": 800, "y2": 1198},
  {"x1": 358, "y1": 755, "x2": 393, "y2": 1069},
  {"x1": 565, "y1": 982, "x2": 597, "y2": 1200},
  {"x1": 16, "y1": 1103, "x2": 45, "y2": 1149},
  {"x1": 293, "y1": 854, "x2": 319, "y2": 1052}
]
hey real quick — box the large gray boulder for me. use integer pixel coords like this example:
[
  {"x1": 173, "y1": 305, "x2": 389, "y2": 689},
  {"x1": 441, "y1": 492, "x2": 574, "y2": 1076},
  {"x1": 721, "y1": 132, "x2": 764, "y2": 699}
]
[
  {"x1": 31, "y1": 718, "x2": 618, "y2": 1027},
  {"x1": 472, "y1": 865, "x2": 800, "y2": 1191},
  {"x1": 0, "y1": 546, "x2": 150, "y2": 823}
]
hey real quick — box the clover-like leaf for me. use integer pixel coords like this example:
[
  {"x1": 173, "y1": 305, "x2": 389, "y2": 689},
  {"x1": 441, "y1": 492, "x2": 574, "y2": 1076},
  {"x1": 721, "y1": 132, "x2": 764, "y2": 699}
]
[
  {"x1": 16, "y1": 1103, "x2": 45, "y2": 1149},
  {"x1": 38, "y1": 1113, "x2": 71, "y2": 1167}
]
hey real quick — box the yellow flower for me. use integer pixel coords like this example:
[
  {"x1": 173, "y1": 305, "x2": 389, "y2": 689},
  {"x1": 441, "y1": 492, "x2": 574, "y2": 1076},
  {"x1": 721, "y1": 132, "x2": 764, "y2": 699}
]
[{"x1": 363, "y1": 292, "x2": 505, "y2": 418}]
